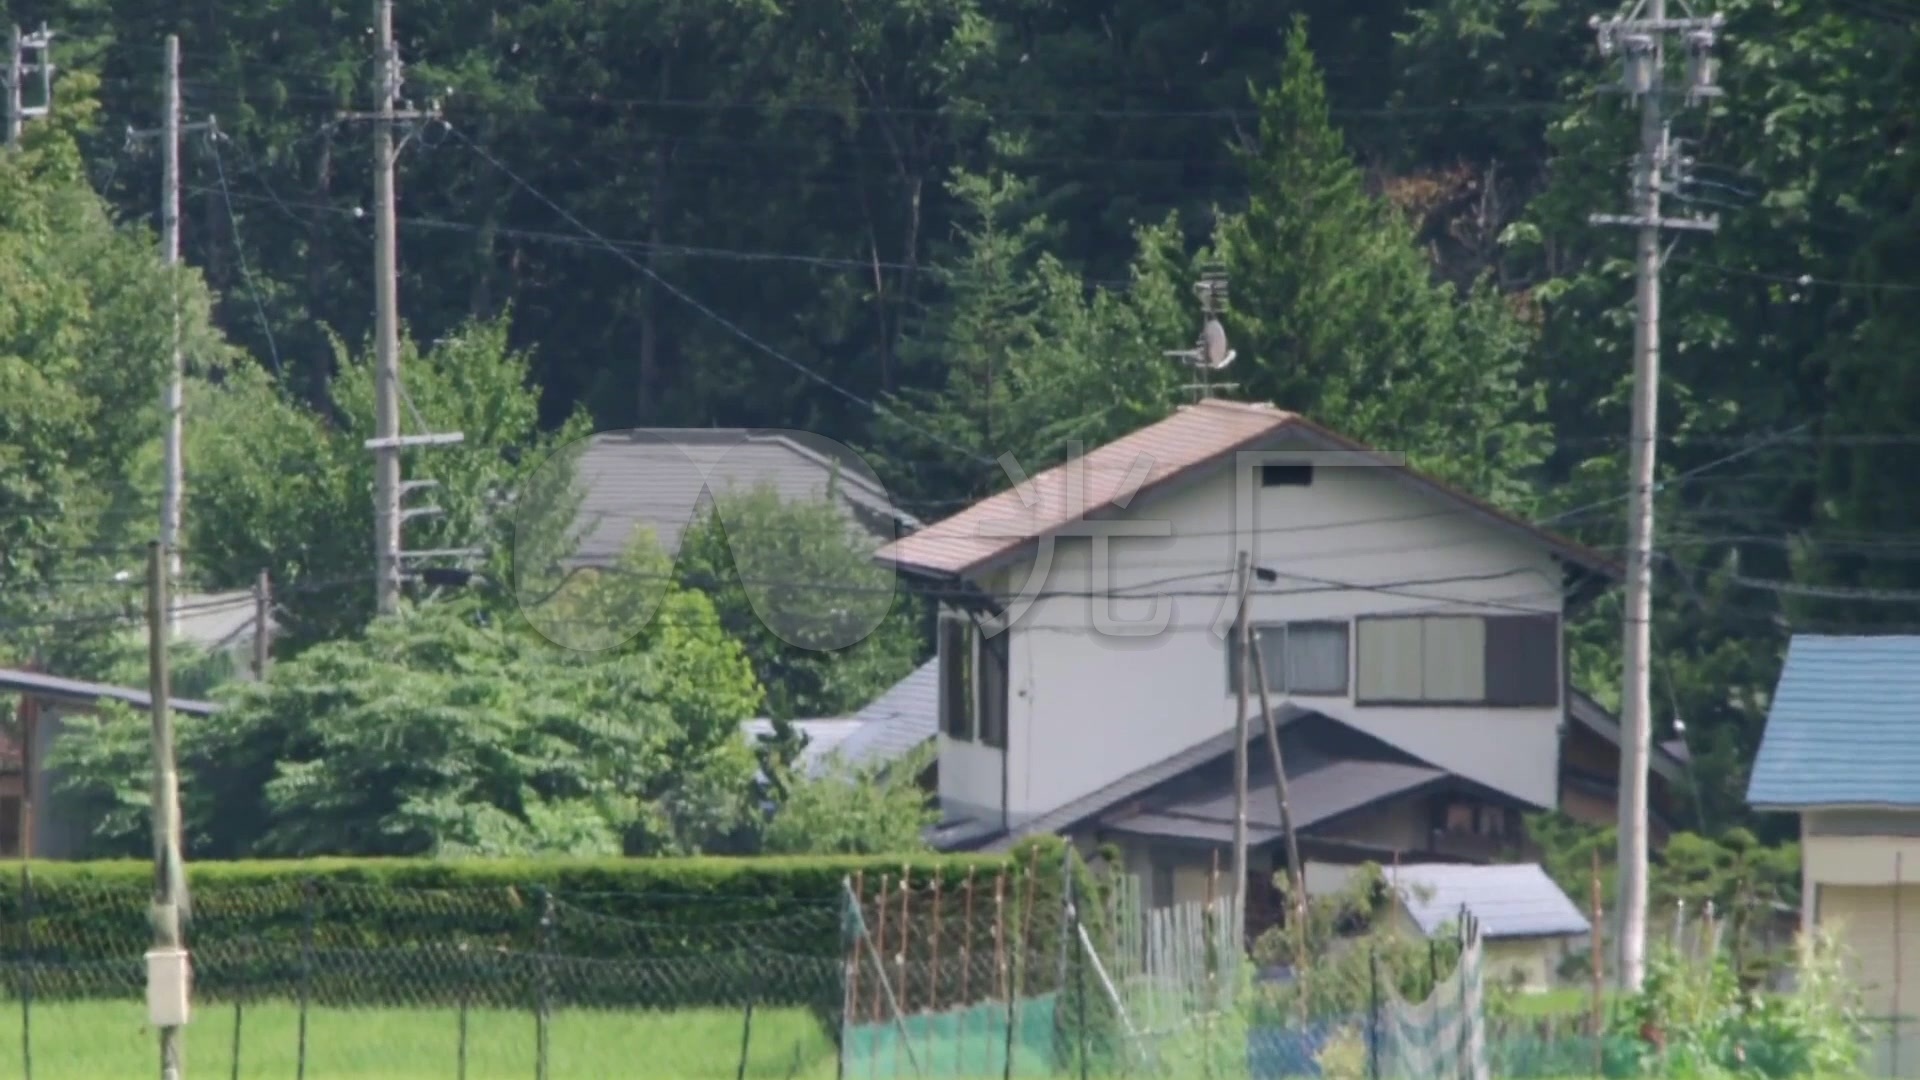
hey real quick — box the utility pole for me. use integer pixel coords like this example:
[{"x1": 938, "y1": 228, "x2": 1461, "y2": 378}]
[
  {"x1": 371, "y1": 0, "x2": 403, "y2": 615},
  {"x1": 1229, "y1": 550, "x2": 1253, "y2": 953},
  {"x1": 6, "y1": 24, "x2": 54, "y2": 148},
  {"x1": 1589, "y1": 0, "x2": 1724, "y2": 992},
  {"x1": 251, "y1": 569, "x2": 271, "y2": 679},
  {"x1": 160, "y1": 35, "x2": 184, "y2": 627},
  {"x1": 145, "y1": 541, "x2": 190, "y2": 1080},
  {"x1": 344, "y1": 0, "x2": 459, "y2": 614},
  {"x1": 128, "y1": 38, "x2": 212, "y2": 633}
]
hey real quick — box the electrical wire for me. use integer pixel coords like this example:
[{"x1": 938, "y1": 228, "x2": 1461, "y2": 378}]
[
  {"x1": 204, "y1": 127, "x2": 285, "y2": 373},
  {"x1": 440, "y1": 120, "x2": 999, "y2": 467}
]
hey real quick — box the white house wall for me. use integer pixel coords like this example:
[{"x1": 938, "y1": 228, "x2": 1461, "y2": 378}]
[{"x1": 970, "y1": 454, "x2": 1564, "y2": 827}]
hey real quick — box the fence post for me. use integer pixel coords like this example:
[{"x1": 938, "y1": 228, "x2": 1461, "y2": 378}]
[
  {"x1": 1074, "y1": 893, "x2": 1089, "y2": 1080},
  {"x1": 535, "y1": 886, "x2": 553, "y2": 1080},
  {"x1": 297, "y1": 877, "x2": 314, "y2": 1080},
  {"x1": 735, "y1": 999, "x2": 755, "y2": 1080},
  {"x1": 457, "y1": 942, "x2": 470, "y2": 1080},
  {"x1": 230, "y1": 999, "x2": 243, "y2": 1080},
  {"x1": 1368, "y1": 948, "x2": 1381, "y2": 1080},
  {"x1": 1457, "y1": 914, "x2": 1471, "y2": 1080},
  {"x1": 19, "y1": 863, "x2": 31, "y2": 1080}
]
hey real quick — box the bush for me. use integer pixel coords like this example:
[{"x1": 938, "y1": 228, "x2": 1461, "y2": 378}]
[
  {"x1": 0, "y1": 854, "x2": 1019, "y2": 1012},
  {"x1": 1607, "y1": 931, "x2": 1864, "y2": 1078}
]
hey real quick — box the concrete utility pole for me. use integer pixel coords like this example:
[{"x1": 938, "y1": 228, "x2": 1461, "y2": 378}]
[
  {"x1": 6, "y1": 24, "x2": 55, "y2": 148},
  {"x1": 345, "y1": 0, "x2": 460, "y2": 614},
  {"x1": 145, "y1": 542, "x2": 190, "y2": 1080},
  {"x1": 128, "y1": 38, "x2": 212, "y2": 630},
  {"x1": 160, "y1": 35, "x2": 184, "y2": 626},
  {"x1": 1589, "y1": 0, "x2": 1724, "y2": 992},
  {"x1": 371, "y1": 0, "x2": 403, "y2": 615},
  {"x1": 1229, "y1": 550, "x2": 1253, "y2": 952}
]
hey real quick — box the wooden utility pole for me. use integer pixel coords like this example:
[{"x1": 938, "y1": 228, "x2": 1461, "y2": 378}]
[
  {"x1": 1229, "y1": 550, "x2": 1253, "y2": 949},
  {"x1": 1250, "y1": 635, "x2": 1306, "y2": 914},
  {"x1": 251, "y1": 569, "x2": 271, "y2": 679},
  {"x1": 147, "y1": 541, "x2": 189, "y2": 1080}
]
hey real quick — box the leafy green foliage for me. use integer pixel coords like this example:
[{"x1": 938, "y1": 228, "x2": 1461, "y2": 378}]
[
  {"x1": 1610, "y1": 934, "x2": 1863, "y2": 1078},
  {"x1": 675, "y1": 486, "x2": 924, "y2": 721},
  {"x1": 50, "y1": 587, "x2": 764, "y2": 859},
  {"x1": 759, "y1": 743, "x2": 938, "y2": 855},
  {"x1": 185, "y1": 317, "x2": 592, "y2": 654}
]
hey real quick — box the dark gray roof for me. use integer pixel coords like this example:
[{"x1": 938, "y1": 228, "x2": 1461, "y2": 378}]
[
  {"x1": 1748, "y1": 635, "x2": 1920, "y2": 809},
  {"x1": 1108, "y1": 759, "x2": 1447, "y2": 839},
  {"x1": 976, "y1": 704, "x2": 1318, "y2": 854},
  {"x1": 831, "y1": 659, "x2": 938, "y2": 769},
  {"x1": 1385, "y1": 863, "x2": 1590, "y2": 940},
  {"x1": 0, "y1": 668, "x2": 217, "y2": 716},
  {"x1": 569, "y1": 429, "x2": 917, "y2": 561},
  {"x1": 1568, "y1": 688, "x2": 1684, "y2": 781}
]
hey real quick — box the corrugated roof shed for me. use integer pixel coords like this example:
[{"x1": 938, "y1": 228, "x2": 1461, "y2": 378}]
[
  {"x1": 1747, "y1": 635, "x2": 1920, "y2": 809},
  {"x1": 829, "y1": 659, "x2": 938, "y2": 769},
  {"x1": 1386, "y1": 863, "x2": 1590, "y2": 940},
  {"x1": 874, "y1": 399, "x2": 1617, "y2": 581},
  {"x1": 570, "y1": 429, "x2": 914, "y2": 561}
]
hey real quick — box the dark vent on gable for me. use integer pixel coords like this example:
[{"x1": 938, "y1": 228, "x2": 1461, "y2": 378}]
[{"x1": 1261, "y1": 464, "x2": 1314, "y2": 487}]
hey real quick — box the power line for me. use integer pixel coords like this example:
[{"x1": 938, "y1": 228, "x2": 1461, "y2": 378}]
[
  {"x1": 204, "y1": 126, "x2": 284, "y2": 372},
  {"x1": 438, "y1": 120, "x2": 998, "y2": 468}
]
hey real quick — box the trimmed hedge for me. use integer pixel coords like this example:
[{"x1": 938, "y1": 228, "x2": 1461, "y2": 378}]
[{"x1": 0, "y1": 846, "x2": 1078, "y2": 1017}]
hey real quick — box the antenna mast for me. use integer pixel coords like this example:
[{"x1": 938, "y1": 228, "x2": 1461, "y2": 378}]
[{"x1": 1165, "y1": 263, "x2": 1236, "y2": 401}]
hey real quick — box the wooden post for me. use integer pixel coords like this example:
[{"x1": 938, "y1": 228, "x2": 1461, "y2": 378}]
[
  {"x1": 961, "y1": 869, "x2": 976, "y2": 1007},
  {"x1": 1590, "y1": 849, "x2": 1605, "y2": 1077},
  {"x1": 848, "y1": 871, "x2": 864, "y2": 1041},
  {"x1": 899, "y1": 867, "x2": 913, "y2": 1015},
  {"x1": 929, "y1": 876, "x2": 943, "y2": 1071}
]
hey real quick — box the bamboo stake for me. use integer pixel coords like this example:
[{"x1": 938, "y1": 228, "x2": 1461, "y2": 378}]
[
  {"x1": 875, "y1": 874, "x2": 892, "y2": 1026},
  {"x1": 961, "y1": 868, "x2": 976, "y2": 1006},
  {"x1": 899, "y1": 866, "x2": 913, "y2": 1015}
]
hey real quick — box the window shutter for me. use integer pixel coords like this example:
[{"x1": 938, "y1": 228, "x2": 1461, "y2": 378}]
[
  {"x1": 1484, "y1": 614, "x2": 1560, "y2": 706},
  {"x1": 979, "y1": 631, "x2": 1010, "y2": 749}
]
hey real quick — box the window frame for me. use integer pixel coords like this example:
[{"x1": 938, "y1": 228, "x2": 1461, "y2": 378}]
[
  {"x1": 1354, "y1": 612, "x2": 1561, "y2": 708},
  {"x1": 1225, "y1": 620, "x2": 1350, "y2": 697},
  {"x1": 940, "y1": 609, "x2": 1011, "y2": 749}
]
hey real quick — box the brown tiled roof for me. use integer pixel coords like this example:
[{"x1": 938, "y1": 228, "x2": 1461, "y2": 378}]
[{"x1": 875, "y1": 398, "x2": 1621, "y2": 581}]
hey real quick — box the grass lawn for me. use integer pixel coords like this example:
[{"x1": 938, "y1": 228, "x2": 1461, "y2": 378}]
[{"x1": 0, "y1": 999, "x2": 844, "y2": 1079}]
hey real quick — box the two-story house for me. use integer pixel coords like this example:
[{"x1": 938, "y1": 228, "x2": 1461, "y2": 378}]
[{"x1": 872, "y1": 399, "x2": 1628, "y2": 919}]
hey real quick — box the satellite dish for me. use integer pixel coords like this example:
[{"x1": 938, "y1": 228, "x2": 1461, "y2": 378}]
[{"x1": 1199, "y1": 318, "x2": 1234, "y2": 370}]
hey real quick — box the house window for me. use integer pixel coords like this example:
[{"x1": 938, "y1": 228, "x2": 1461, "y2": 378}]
[
  {"x1": 1261, "y1": 464, "x2": 1314, "y2": 487},
  {"x1": 940, "y1": 611, "x2": 1009, "y2": 749},
  {"x1": 1355, "y1": 613, "x2": 1558, "y2": 706},
  {"x1": 1226, "y1": 621, "x2": 1349, "y2": 696}
]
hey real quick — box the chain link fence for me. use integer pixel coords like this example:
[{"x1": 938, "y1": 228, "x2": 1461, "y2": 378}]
[{"x1": 0, "y1": 862, "x2": 1514, "y2": 1080}]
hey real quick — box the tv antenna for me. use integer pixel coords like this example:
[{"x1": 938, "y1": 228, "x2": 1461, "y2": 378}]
[{"x1": 1166, "y1": 264, "x2": 1236, "y2": 400}]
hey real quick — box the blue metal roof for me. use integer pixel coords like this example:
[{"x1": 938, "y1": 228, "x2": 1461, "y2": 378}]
[
  {"x1": 1385, "y1": 863, "x2": 1590, "y2": 940},
  {"x1": 1746, "y1": 635, "x2": 1920, "y2": 809}
]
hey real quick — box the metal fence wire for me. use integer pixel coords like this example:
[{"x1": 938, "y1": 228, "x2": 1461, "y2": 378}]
[{"x1": 1, "y1": 864, "x2": 1861, "y2": 1079}]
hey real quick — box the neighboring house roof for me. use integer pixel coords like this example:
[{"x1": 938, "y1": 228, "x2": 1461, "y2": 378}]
[
  {"x1": 1567, "y1": 689, "x2": 1685, "y2": 782},
  {"x1": 174, "y1": 591, "x2": 271, "y2": 651},
  {"x1": 1385, "y1": 863, "x2": 1591, "y2": 940},
  {"x1": 0, "y1": 668, "x2": 217, "y2": 717},
  {"x1": 874, "y1": 399, "x2": 1620, "y2": 583},
  {"x1": 1747, "y1": 635, "x2": 1920, "y2": 809},
  {"x1": 967, "y1": 709, "x2": 1527, "y2": 855},
  {"x1": 828, "y1": 659, "x2": 938, "y2": 770},
  {"x1": 570, "y1": 429, "x2": 918, "y2": 562},
  {"x1": 740, "y1": 717, "x2": 863, "y2": 778}
]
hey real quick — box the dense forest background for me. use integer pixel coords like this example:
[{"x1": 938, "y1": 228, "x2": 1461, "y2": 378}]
[{"x1": 4, "y1": 0, "x2": 1917, "y2": 845}]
